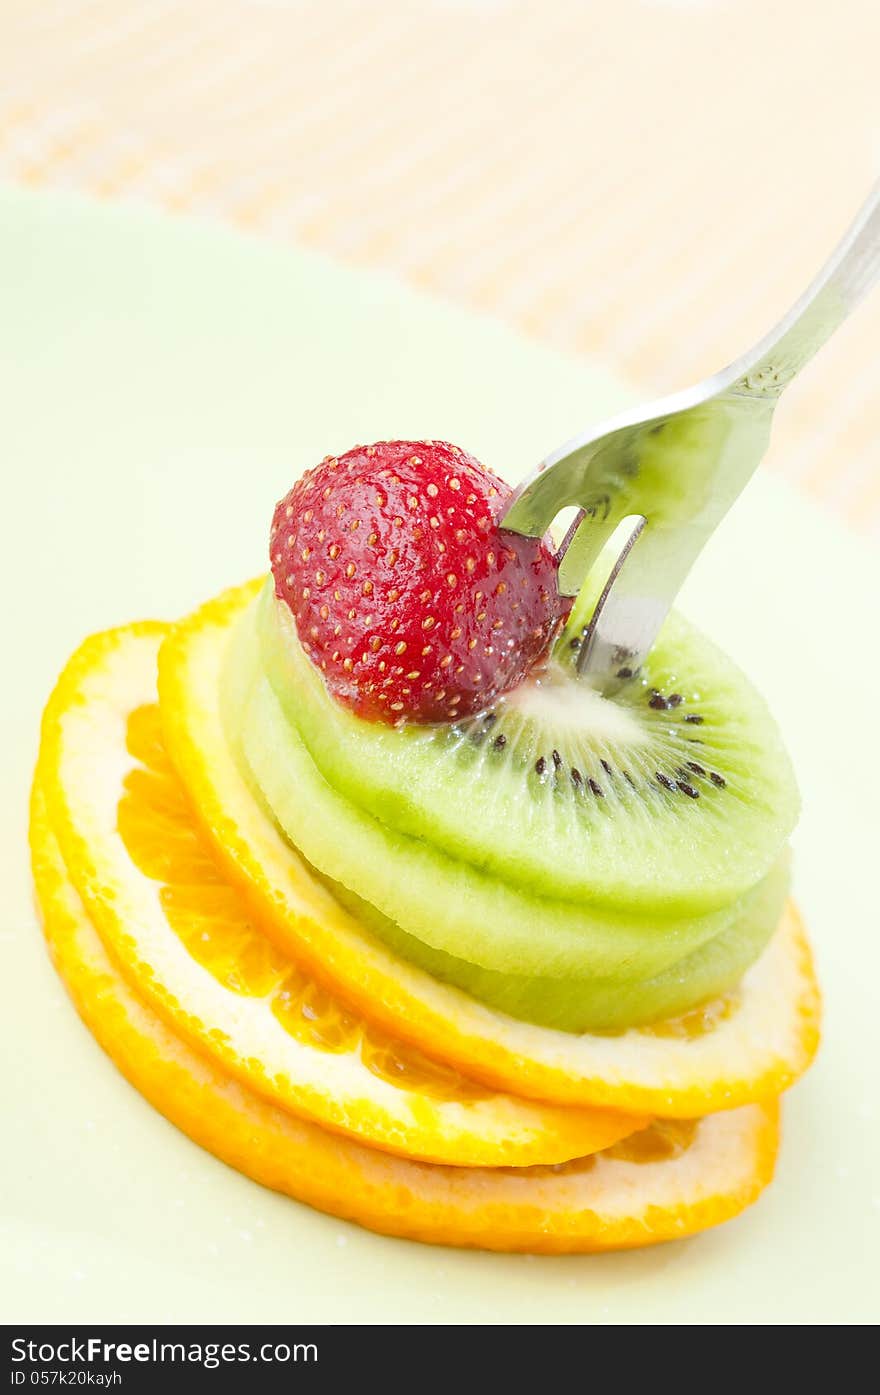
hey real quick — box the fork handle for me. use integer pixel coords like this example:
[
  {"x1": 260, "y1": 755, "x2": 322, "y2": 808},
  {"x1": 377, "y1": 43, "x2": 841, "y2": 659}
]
[{"x1": 727, "y1": 181, "x2": 880, "y2": 399}]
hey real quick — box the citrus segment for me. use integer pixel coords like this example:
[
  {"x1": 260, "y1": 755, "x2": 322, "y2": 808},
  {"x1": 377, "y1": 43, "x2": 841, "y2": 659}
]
[
  {"x1": 37, "y1": 624, "x2": 644, "y2": 1166},
  {"x1": 158, "y1": 582, "x2": 821, "y2": 1117},
  {"x1": 30, "y1": 791, "x2": 780, "y2": 1254}
]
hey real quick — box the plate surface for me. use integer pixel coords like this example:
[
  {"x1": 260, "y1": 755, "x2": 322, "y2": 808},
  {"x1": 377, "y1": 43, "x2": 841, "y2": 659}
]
[{"x1": 1, "y1": 186, "x2": 877, "y2": 1325}]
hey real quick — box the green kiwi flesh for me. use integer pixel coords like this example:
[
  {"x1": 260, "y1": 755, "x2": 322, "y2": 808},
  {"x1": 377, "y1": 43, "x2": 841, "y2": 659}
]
[
  {"x1": 233, "y1": 657, "x2": 783, "y2": 982},
  {"x1": 255, "y1": 578, "x2": 799, "y2": 914},
  {"x1": 319, "y1": 854, "x2": 788, "y2": 1032}
]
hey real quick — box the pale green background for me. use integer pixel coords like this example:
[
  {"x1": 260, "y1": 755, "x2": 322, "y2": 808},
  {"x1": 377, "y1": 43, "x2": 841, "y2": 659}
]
[{"x1": 1, "y1": 188, "x2": 877, "y2": 1324}]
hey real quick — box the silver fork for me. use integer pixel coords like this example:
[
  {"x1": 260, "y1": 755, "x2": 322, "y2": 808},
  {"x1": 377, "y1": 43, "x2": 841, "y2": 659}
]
[{"x1": 502, "y1": 182, "x2": 880, "y2": 693}]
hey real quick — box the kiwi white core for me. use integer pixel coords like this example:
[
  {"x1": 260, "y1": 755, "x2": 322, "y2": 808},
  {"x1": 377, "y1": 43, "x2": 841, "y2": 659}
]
[{"x1": 502, "y1": 665, "x2": 647, "y2": 748}]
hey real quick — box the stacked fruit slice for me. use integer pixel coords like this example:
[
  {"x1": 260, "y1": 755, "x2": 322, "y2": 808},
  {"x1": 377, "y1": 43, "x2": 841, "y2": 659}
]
[
  {"x1": 31, "y1": 441, "x2": 820, "y2": 1252},
  {"x1": 31, "y1": 580, "x2": 818, "y2": 1251}
]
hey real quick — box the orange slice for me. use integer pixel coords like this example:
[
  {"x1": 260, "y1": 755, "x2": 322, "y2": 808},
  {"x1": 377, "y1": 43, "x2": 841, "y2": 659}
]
[
  {"x1": 159, "y1": 581, "x2": 821, "y2": 1117},
  {"x1": 31, "y1": 788, "x2": 779, "y2": 1254},
  {"x1": 36, "y1": 623, "x2": 644, "y2": 1167}
]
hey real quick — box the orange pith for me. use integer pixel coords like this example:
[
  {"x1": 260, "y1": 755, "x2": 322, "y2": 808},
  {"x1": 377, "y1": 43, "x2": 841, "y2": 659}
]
[
  {"x1": 157, "y1": 580, "x2": 822, "y2": 1118},
  {"x1": 38, "y1": 625, "x2": 647, "y2": 1167},
  {"x1": 30, "y1": 782, "x2": 781, "y2": 1254}
]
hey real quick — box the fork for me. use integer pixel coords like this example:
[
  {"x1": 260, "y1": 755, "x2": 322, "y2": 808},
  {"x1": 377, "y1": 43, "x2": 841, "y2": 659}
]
[{"x1": 501, "y1": 182, "x2": 880, "y2": 694}]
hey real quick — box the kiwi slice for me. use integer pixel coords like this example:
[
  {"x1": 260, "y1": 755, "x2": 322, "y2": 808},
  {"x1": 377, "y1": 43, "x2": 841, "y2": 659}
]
[
  {"x1": 322, "y1": 854, "x2": 789, "y2": 1033},
  {"x1": 256, "y1": 580, "x2": 798, "y2": 914},
  {"x1": 235, "y1": 669, "x2": 777, "y2": 981}
]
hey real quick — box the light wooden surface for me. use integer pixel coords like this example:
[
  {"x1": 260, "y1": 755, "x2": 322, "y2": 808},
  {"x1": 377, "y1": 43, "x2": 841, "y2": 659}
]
[{"x1": 2, "y1": 0, "x2": 878, "y2": 534}]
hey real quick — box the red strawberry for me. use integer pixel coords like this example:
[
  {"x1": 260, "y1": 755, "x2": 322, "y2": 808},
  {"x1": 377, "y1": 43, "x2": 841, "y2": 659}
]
[{"x1": 270, "y1": 440, "x2": 567, "y2": 725}]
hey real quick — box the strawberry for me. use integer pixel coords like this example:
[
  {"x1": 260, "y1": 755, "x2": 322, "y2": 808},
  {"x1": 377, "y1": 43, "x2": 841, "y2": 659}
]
[{"x1": 270, "y1": 440, "x2": 567, "y2": 725}]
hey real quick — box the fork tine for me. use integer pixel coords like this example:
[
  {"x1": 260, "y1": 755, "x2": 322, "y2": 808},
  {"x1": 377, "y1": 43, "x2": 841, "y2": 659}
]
[
  {"x1": 555, "y1": 505, "x2": 626, "y2": 598},
  {"x1": 575, "y1": 517, "x2": 646, "y2": 680}
]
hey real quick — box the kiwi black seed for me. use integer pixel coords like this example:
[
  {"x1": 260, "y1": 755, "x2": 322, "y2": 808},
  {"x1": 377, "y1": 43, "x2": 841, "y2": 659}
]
[{"x1": 367, "y1": 616, "x2": 754, "y2": 879}]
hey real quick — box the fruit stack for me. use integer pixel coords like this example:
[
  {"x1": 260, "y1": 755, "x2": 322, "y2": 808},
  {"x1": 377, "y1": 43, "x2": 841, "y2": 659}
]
[{"x1": 31, "y1": 442, "x2": 820, "y2": 1253}]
